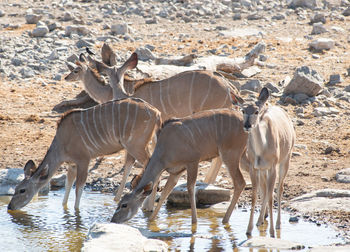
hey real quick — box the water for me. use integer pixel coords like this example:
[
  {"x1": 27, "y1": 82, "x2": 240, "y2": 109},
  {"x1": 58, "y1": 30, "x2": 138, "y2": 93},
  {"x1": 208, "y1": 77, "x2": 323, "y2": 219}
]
[{"x1": 0, "y1": 189, "x2": 345, "y2": 251}]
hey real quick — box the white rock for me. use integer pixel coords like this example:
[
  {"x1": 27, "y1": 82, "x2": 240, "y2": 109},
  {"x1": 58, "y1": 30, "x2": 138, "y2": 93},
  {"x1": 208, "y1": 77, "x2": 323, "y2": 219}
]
[
  {"x1": 82, "y1": 223, "x2": 168, "y2": 252},
  {"x1": 111, "y1": 23, "x2": 129, "y2": 35},
  {"x1": 336, "y1": 168, "x2": 350, "y2": 183},
  {"x1": 288, "y1": 0, "x2": 322, "y2": 9},
  {"x1": 311, "y1": 23, "x2": 327, "y2": 35},
  {"x1": 32, "y1": 26, "x2": 49, "y2": 37},
  {"x1": 313, "y1": 107, "x2": 340, "y2": 117},
  {"x1": 65, "y1": 25, "x2": 90, "y2": 37},
  {"x1": 25, "y1": 14, "x2": 42, "y2": 24},
  {"x1": 0, "y1": 168, "x2": 24, "y2": 195},
  {"x1": 241, "y1": 236, "x2": 305, "y2": 250},
  {"x1": 309, "y1": 38, "x2": 335, "y2": 51}
]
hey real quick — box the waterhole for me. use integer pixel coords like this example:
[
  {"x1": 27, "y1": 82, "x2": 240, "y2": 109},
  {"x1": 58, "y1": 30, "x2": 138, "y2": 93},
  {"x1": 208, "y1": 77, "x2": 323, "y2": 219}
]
[{"x1": 0, "y1": 189, "x2": 345, "y2": 251}]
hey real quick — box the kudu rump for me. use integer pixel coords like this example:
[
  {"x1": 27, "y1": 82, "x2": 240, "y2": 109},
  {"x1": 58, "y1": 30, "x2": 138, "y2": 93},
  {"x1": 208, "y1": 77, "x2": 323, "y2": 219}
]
[
  {"x1": 8, "y1": 98, "x2": 161, "y2": 210},
  {"x1": 111, "y1": 108, "x2": 248, "y2": 225},
  {"x1": 241, "y1": 87, "x2": 295, "y2": 237}
]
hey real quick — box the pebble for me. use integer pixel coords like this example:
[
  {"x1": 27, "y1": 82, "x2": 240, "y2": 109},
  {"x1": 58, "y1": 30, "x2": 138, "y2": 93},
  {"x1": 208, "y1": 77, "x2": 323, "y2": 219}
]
[
  {"x1": 111, "y1": 23, "x2": 129, "y2": 35},
  {"x1": 25, "y1": 14, "x2": 42, "y2": 24},
  {"x1": 328, "y1": 74, "x2": 343, "y2": 85},
  {"x1": 32, "y1": 25, "x2": 49, "y2": 37},
  {"x1": 311, "y1": 23, "x2": 327, "y2": 35},
  {"x1": 309, "y1": 38, "x2": 335, "y2": 51}
]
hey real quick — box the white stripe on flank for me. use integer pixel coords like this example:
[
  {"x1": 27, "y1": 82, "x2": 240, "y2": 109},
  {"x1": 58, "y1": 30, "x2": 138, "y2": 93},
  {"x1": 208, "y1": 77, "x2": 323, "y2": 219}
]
[
  {"x1": 220, "y1": 113, "x2": 224, "y2": 137},
  {"x1": 192, "y1": 119, "x2": 203, "y2": 137},
  {"x1": 143, "y1": 107, "x2": 151, "y2": 135},
  {"x1": 199, "y1": 76, "x2": 212, "y2": 111},
  {"x1": 85, "y1": 110, "x2": 102, "y2": 150},
  {"x1": 167, "y1": 80, "x2": 177, "y2": 116},
  {"x1": 159, "y1": 83, "x2": 167, "y2": 114},
  {"x1": 189, "y1": 72, "x2": 196, "y2": 113},
  {"x1": 112, "y1": 103, "x2": 119, "y2": 143},
  {"x1": 80, "y1": 112, "x2": 99, "y2": 151},
  {"x1": 73, "y1": 113, "x2": 94, "y2": 156},
  {"x1": 105, "y1": 103, "x2": 114, "y2": 144},
  {"x1": 99, "y1": 105, "x2": 112, "y2": 145},
  {"x1": 212, "y1": 110, "x2": 218, "y2": 140},
  {"x1": 127, "y1": 105, "x2": 138, "y2": 143},
  {"x1": 182, "y1": 122, "x2": 196, "y2": 146},
  {"x1": 122, "y1": 102, "x2": 130, "y2": 140},
  {"x1": 221, "y1": 91, "x2": 229, "y2": 107},
  {"x1": 118, "y1": 102, "x2": 122, "y2": 140},
  {"x1": 93, "y1": 106, "x2": 108, "y2": 146}
]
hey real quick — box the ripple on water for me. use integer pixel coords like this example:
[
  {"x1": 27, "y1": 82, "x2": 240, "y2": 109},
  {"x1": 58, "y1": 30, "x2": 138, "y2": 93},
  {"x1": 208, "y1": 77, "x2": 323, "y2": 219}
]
[{"x1": 0, "y1": 189, "x2": 346, "y2": 251}]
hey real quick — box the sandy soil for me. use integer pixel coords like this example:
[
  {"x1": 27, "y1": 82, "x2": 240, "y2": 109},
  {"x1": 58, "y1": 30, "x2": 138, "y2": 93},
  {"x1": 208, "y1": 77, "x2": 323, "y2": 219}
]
[{"x1": 0, "y1": 3, "x2": 350, "y2": 242}]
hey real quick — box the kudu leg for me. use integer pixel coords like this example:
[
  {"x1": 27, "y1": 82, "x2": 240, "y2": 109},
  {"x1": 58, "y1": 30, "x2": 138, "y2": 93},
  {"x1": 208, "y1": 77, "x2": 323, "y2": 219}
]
[
  {"x1": 246, "y1": 165, "x2": 258, "y2": 236},
  {"x1": 276, "y1": 156, "x2": 290, "y2": 230},
  {"x1": 267, "y1": 167, "x2": 277, "y2": 237},
  {"x1": 222, "y1": 152, "x2": 246, "y2": 224},
  {"x1": 257, "y1": 170, "x2": 268, "y2": 226},
  {"x1": 150, "y1": 172, "x2": 182, "y2": 221},
  {"x1": 203, "y1": 157, "x2": 222, "y2": 184},
  {"x1": 114, "y1": 153, "x2": 135, "y2": 202},
  {"x1": 186, "y1": 162, "x2": 199, "y2": 224},
  {"x1": 62, "y1": 165, "x2": 77, "y2": 207},
  {"x1": 74, "y1": 160, "x2": 90, "y2": 210}
]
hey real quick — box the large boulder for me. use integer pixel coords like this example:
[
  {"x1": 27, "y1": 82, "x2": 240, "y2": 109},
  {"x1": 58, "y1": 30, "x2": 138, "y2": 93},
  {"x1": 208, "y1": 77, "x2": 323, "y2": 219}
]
[
  {"x1": 288, "y1": 0, "x2": 322, "y2": 9},
  {"x1": 167, "y1": 182, "x2": 231, "y2": 206},
  {"x1": 82, "y1": 223, "x2": 168, "y2": 252},
  {"x1": 283, "y1": 66, "x2": 323, "y2": 97},
  {"x1": 336, "y1": 168, "x2": 350, "y2": 183},
  {"x1": 241, "y1": 236, "x2": 305, "y2": 250}
]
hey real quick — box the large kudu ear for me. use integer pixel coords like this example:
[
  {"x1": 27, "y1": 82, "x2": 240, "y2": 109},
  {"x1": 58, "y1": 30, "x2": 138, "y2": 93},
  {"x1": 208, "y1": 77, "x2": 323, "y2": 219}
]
[
  {"x1": 257, "y1": 87, "x2": 270, "y2": 107},
  {"x1": 101, "y1": 43, "x2": 115, "y2": 66},
  {"x1": 24, "y1": 160, "x2": 37, "y2": 179},
  {"x1": 119, "y1": 52, "x2": 138, "y2": 76},
  {"x1": 66, "y1": 62, "x2": 75, "y2": 71},
  {"x1": 95, "y1": 59, "x2": 111, "y2": 74}
]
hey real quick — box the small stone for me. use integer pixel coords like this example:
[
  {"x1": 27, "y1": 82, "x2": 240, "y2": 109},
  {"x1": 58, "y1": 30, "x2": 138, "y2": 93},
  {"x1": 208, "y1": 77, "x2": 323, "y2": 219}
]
[
  {"x1": 309, "y1": 38, "x2": 335, "y2": 51},
  {"x1": 32, "y1": 25, "x2": 49, "y2": 37},
  {"x1": 289, "y1": 216, "x2": 299, "y2": 223},
  {"x1": 342, "y1": 7, "x2": 350, "y2": 16},
  {"x1": 335, "y1": 168, "x2": 350, "y2": 183},
  {"x1": 50, "y1": 174, "x2": 66, "y2": 188},
  {"x1": 310, "y1": 13, "x2": 326, "y2": 24},
  {"x1": 65, "y1": 25, "x2": 90, "y2": 36},
  {"x1": 135, "y1": 47, "x2": 156, "y2": 61},
  {"x1": 313, "y1": 107, "x2": 340, "y2": 117},
  {"x1": 25, "y1": 14, "x2": 42, "y2": 24},
  {"x1": 111, "y1": 23, "x2": 129, "y2": 35},
  {"x1": 67, "y1": 54, "x2": 79, "y2": 63},
  {"x1": 344, "y1": 85, "x2": 350, "y2": 93},
  {"x1": 62, "y1": 11, "x2": 74, "y2": 21},
  {"x1": 328, "y1": 74, "x2": 343, "y2": 85},
  {"x1": 20, "y1": 67, "x2": 35, "y2": 78},
  {"x1": 294, "y1": 93, "x2": 309, "y2": 103},
  {"x1": 233, "y1": 13, "x2": 241, "y2": 20},
  {"x1": 0, "y1": 10, "x2": 4, "y2": 17},
  {"x1": 272, "y1": 14, "x2": 286, "y2": 20},
  {"x1": 284, "y1": 96, "x2": 297, "y2": 105},
  {"x1": 76, "y1": 39, "x2": 93, "y2": 48},
  {"x1": 53, "y1": 74, "x2": 62, "y2": 81},
  {"x1": 264, "y1": 82, "x2": 280, "y2": 93},
  {"x1": 241, "y1": 80, "x2": 262, "y2": 93},
  {"x1": 311, "y1": 23, "x2": 327, "y2": 35}
]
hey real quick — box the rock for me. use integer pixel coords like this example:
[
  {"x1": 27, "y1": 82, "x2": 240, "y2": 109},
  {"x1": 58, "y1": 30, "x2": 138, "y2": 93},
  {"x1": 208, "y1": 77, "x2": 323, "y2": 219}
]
[
  {"x1": 25, "y1": 14, "x2": 42, "y2": 24},
  {"x1": 313, "y1": 107, "x2": 340, "y2": 117},
  {"x1": 20, "y1": 67, "x2": 35, "y2": 78},
  {"x1": 272, "y1": 14, "x2": 286, "y2": 20},
  {"x1": 336, "y1": 168, "x2": 350, "y2": 183},
  {"x1": 294, "y1": 93, "x2": 309, "y2": 103},
  {"x1": 65, "y1": 25, "x2": 90, "y2": 37},
  {"x1": 0, "y1": 10, "x2": 4, "y2": 17},
  {"x1": 342, "y1": 7, "x2": 350, "y2": 16},
  {"x1": 111, "y1": 23, "x2": 129, "y2": 35},
  {"x1": 76, "y1": 39, "x2": 93, "y2": 48},
  {"x1": 50, "y1": 174, "x2": 66, "y2": 188},
  {"x1": 0, "y1": 168, "x2": 48, "y2": 195},
  {"x1": 67, "y1": 54, "x2": 79, "y2": 63},
  {"x1": 289, "y1": 216, "x2": 299, "y2": 223},
  {"x1": 241, "y1": 237, "x2": 305, "y2": 250},
  {"x1": 290, "y1": 189, "x2": 350, "y2": 213},
  {"x1": 345, "y1": 85, "x2": 350, "y2": 93},
  {"x1": 309, "y1": 245, "x2": 350, "y2": 252},
  {"x1": 288, "y1": 0, "x2": 322, "y2": 9},
  {"x1": 241, "y1": 79, "x2": 262, "y2": 93},
  {"x1": 135, "y1": 47, "x2": 156, "y2": 61},
  {"x1": 284, "y1": 66, "x2": 324, "y2": 96},
  {"x1": 145, "y1": 17, "x2": 159, "y2": 24},
  {"x1": 82, "y1": 223, "x2": 168, "y2": 252},
  {"x1": 310, "y1": 13, "x2": 326, "y2": 24},
  {"x1": 32, "y1": 25, "x2": 49, "y2": 37},
  {"x1": 309, "y1": 38, "x2": 335, "y2": 51},
  {"x1": 241, "y1": 66, "x2": 261, "y2": 78},
  {"x1": 328, "y1": 74, "x2": 343, "y2": 85},
  {"x1": 264, "y1": 82, "x2": 280, "y2": 93},
  {"x1": 167, "y1": 182, "x2": 231, "y2": 206},
  {"x1": 62, "y1": 11, "x2": 74, "y2": 21},
  {"x1": 311, "y1": 23, "x2": 327, "y2": 35},
  {"x1": 247, "y1": 13, "x2": 263, "y2": 20}
]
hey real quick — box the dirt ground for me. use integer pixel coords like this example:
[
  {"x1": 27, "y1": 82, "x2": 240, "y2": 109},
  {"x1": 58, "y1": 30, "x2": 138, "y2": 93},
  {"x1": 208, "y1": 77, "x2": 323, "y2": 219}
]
[{"x1": 1, "y1": 6, "x2": 350, "y2": 242}]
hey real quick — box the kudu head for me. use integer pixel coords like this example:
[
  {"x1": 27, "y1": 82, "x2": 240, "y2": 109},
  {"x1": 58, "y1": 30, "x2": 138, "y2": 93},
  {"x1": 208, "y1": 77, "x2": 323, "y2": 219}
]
[
  {"x1": 64, "y1": 53, "x2": 90, "y2": 81},
  {"x1": 90, "y1": 52, "x2": 138, "y2": 98},
  {"x1": 8, "y1": 160, "x2": 49, "y2": 210},
  {"x1": 241, "y1": 87, "x2": 270, "y2": 132},
  {"x1": 111, "y1": 182, "x2": 152, "y2": 223}
]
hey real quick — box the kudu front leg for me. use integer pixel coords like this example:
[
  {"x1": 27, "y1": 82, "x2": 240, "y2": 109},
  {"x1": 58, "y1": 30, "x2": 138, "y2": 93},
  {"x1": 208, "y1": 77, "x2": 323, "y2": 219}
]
[
  {"x1": 114, "y1": 153, "x2": 135, "y2": 202},
  {"x1": 62, "y1": 165, "x2": 77, "y2": 208},
  {"x1": 246, "y1": 166, "x2": 258, "y2": 236},
  {"x1": 186, "y1": 162, "x2": 199, "y2": 224}
]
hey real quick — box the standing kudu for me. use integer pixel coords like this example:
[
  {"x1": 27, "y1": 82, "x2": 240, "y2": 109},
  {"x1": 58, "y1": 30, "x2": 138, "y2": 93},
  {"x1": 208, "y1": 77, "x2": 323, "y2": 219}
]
[
  {"x1": 8, "y1": 98, "x2": 161, "y2": 211},
  {"x1": 110, "y1": 108, "x2": 248, "y2": 226},
  {"x1": 241, "y1": 87, "x2": 295, "y2": 237}
]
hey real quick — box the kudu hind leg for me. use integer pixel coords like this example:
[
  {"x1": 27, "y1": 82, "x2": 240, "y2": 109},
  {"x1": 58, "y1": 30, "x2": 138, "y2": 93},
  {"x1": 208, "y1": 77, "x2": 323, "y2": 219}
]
[
  {"x1": 221, "y1": 152, "x2": 246, "y2": 224},
  {"x1": 246, "y1": 165, "x2": 258, "y2": 236},
  {"x1": 186, "y1": 162, "x2": 199, "y2": 224},
  {"x1": 74, "y1": 160, "x2": 90, "y2": 210},
  {"x1": 267, "y1": 166, "x2": 277, "y2": 237},
  {"x1": 62, "y1": 164, "x2": 77, "y2": 207},
  {"x1": 203, "y1": 157, "x2": 222, "y2": 184}
]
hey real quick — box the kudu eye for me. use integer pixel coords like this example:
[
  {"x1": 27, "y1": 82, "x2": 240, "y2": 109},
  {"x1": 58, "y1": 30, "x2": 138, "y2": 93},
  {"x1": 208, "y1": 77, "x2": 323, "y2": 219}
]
[
  {"x1": 254, "y1": 111, "x2": 259, "y2": 115},
  {"x1": 121, "y1": 203, "x2": 128, "y2": 208},
  {"x1": 19, "y1": 189, "x2": 26, "y2": 194}
]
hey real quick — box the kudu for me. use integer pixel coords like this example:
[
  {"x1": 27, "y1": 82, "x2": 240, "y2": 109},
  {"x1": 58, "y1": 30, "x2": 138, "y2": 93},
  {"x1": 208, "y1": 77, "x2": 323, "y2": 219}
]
[
  {"x1": 7, "y1": 98, "x2": 161, "y2": 211},
  {"x1": 241, "y1": 87, "x2": 295, "y2": 237},
  {"x1": 110, "y1": 108, "x2": 248, "y2": 226}
]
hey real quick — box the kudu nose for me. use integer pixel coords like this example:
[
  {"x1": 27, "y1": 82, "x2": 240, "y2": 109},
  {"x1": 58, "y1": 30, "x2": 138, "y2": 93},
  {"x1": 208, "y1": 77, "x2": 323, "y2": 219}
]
[
  {"x1": 7, "y1": 203, "x2": 13, "y2": 210},
  {"x1": 244, "y1": 122, "x2": 251, "y2": 131}
]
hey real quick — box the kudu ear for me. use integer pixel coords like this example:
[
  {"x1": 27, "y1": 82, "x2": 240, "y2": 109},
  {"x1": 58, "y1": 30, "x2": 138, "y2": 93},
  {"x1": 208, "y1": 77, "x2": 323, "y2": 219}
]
[
  {"x1": 257, "y1": 87, "x2": 269, "y2": 106},
  {"x1": 230, "y1": 90, "x2": 245, "y2": 105},
  {"x1": 24, "y1": 160, "x2": 37, "y2": 179},
  {"x1": 66, "y1": 62, "x2": 76, "y2": 71},
  {"x1": 79, "y1": 53, "x2": 87, "y2": 63},
  {"x1": 101, "y1": 43, "x2": 114, "y2": 66},
  {"x1": 119, "y1": 53, "x2": 138, "y2": 73},
  {"x1": 95, "y1": 60, "x2": 110, "y2": 74}
]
